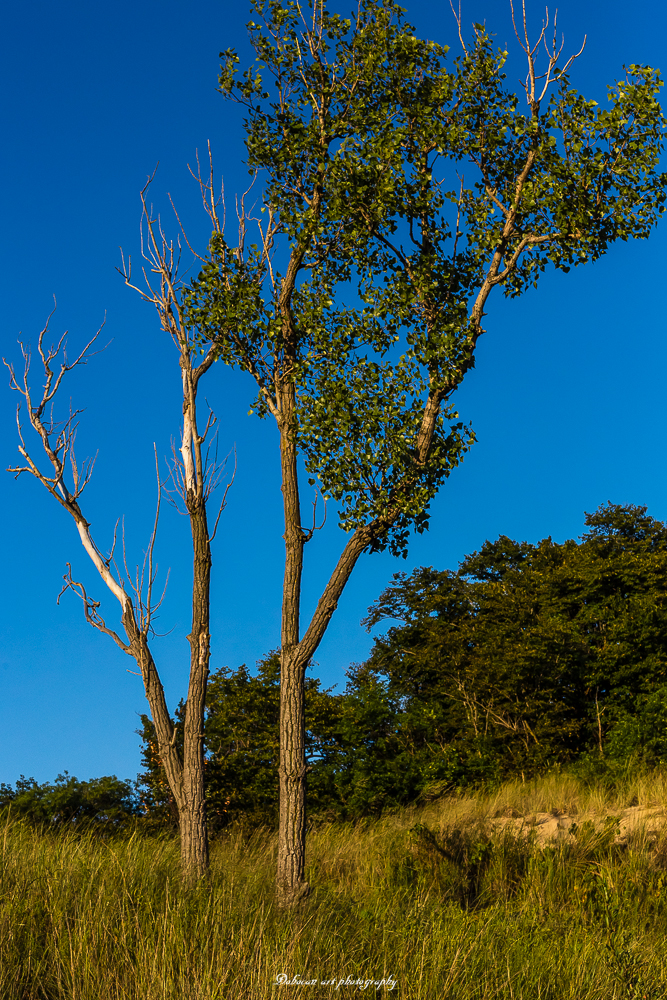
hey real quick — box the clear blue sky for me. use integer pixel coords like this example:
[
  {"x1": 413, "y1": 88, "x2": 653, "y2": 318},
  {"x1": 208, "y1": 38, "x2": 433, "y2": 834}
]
[{"x1": 1, "y1": 0, "x2": 666, "y2": 786}]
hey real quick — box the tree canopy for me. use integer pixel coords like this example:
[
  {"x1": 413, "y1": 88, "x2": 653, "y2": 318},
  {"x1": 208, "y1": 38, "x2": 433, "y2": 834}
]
[
  {"x1": 186, "y1": 0, "x2": 666, "y2": 555},
  {"x1": 363, "y1": 502, "x2": 667, "y2": 784}
]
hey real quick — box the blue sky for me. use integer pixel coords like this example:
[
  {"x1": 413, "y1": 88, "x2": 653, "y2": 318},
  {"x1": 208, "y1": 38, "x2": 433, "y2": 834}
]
[{"x1": 1, "y1": 0, "x2": 665, "y2": 786}]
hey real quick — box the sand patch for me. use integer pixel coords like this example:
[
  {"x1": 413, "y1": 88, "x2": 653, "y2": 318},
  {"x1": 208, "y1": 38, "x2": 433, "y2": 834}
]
[{"x1": 488, "y1": 804, "x2": 667, "y2": 846}]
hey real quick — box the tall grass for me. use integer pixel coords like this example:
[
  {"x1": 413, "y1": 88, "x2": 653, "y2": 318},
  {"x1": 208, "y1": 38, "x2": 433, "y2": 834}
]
[{"x1": 3, "y1": 768, "x2": 667, "y2": 999}]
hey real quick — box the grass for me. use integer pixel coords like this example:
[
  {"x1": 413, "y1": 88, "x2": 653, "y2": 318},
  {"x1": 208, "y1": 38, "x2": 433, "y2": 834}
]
[{"x1": 3, "y1": 767, "x2": 667, "y2": 999}]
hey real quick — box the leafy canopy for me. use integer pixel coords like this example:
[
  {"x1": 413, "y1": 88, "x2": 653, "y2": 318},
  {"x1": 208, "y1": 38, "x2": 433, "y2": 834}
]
[{"x1": 184, "y1": 0, "x2": 666, "y2": 556}]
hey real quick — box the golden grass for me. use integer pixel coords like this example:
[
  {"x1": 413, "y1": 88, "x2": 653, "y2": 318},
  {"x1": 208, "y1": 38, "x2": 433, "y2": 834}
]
[{"x1": 2, "y1": 767, "x2": 667, "y2": 999}]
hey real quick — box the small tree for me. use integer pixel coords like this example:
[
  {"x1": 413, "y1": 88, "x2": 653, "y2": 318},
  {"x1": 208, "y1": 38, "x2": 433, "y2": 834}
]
[
  {"x1": 138, "y1": 651, "x2": 345, "y2": 830},
  {"x1": 4, "y1": 186, "x2": 233, "y2": 881},
  {"x1": 184, "y1": 0, "x2": 666, "y2": 905}
]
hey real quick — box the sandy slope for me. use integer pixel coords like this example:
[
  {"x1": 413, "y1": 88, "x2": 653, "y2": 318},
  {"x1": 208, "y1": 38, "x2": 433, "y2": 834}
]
[{"x1": 489, "y1": 804, "x2": 667, "y2": 845}]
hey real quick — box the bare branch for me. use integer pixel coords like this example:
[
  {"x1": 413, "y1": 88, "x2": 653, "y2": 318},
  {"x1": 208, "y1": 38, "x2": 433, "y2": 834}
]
[
  {"x1": 4, "y1": 322, "x2": 122, "y2": 601},
  {"x1": 509, "y1": 0, "x2": 586, "y2": 107},
  {"x1": 163, "y1": 437, "x2": 188, "y2": 510},
  {"x1": 188, "y1": 141, "x2": 225, "y2": 237},
  {"x1": 210, "y1": 447, "x2": 237, "y2": 542},
  {"x1": 448, "y1": 0, "x2": 468, "y2": 56},
  {"x1": 58, "y1": 565, "x2": 130, "y2": 653},
  {"x1": 446, "y1": 675, "x2": 541, "y2": 748},
  {"x1": 139, "y1": 443, "x2": 167, "y2": 634},
  {"x1": 302, "y1": 485, "x2": 327, "y2": 543}
]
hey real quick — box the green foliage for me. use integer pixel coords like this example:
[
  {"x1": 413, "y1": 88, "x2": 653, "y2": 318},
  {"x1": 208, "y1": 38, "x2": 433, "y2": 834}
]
[
  {"x1": 137, "y1": 652, "x2": 346, "y2": 829},
  {"x1": 203, "y1": 654, "x2": 281, "y2": 827},
  {"x1": 185, "y1": 0, "x2": 666, "y2": 557},
  {"x1": 605, "y1": 687, "x2": 667, "y2": 765},
  {"x1": 135, "y1": 506, "x2": 667, "y2": 823},
  {"x1": 203, "y1": 651, "x2": 345, "y2": 827},
  {"x1": 137, "y1": 650, "x2": 453, "y2": 825},
  {"x1": 317, "y1": 662, "x2": 429, "y2": 816},
  {"x1": 362, "y1": 502, "x2": 667, "y2": 783},
  {"x1": 0, "y1": 772, "x2": 140, "y2": 830}
]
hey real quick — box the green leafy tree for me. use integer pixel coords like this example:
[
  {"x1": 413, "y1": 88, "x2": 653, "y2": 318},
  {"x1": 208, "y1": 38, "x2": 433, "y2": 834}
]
[
  {"x1": 318, "y1": 661, "x2": 432, "y2": 815},
  {"x1": 569, "y1": 503, "x2": 667, "y2": 754},
  {"x1": 138, "y1": 652, "x2": 345, "y2": 829},
  {"x1": 363, "y1": 504, "x2": 667, "y2": 782},
  {"x1": 184, "y1": 0, "x2": 666, "y2": 902},
  {"x1": 136, "y1": 506, "x2": 667, "y2": 819},
  {"x1": 363, "y1": 548, "x2": 585, "y2": 782}
]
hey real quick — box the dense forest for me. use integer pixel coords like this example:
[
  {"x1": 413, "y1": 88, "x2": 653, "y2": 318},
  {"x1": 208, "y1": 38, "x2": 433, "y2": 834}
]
[{"x1": 4, "y1": 502, "x2": 667, "y2": 831}]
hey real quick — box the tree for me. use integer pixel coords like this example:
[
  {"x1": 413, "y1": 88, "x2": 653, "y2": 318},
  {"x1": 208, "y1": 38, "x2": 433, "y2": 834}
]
[
  {"x1": 4, "y1": 187, "x2": 233, "y2": 882},
  {"x1": 133, "y1": 504, "x2": 667, "y2": 828},
  {"x1": 362, "y1": 503, "x2": 667, "y2": 779},
  {"x1": 184, "y1": 0, "x2": 666, "y2": 903},
  {"x1": 363, "y1": 545, "x2": 589, "y2": 781}
]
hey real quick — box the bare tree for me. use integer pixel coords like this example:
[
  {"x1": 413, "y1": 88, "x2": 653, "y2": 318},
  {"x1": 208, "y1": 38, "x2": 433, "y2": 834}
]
[{"x1": 4, "y1": 179, "x2": 233, "y2": 881}]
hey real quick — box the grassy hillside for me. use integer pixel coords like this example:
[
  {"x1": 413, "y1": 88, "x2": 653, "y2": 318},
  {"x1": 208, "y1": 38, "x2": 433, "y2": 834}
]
[{"x1": 3, "y1": 769, "x2": 667, "y2": 999}]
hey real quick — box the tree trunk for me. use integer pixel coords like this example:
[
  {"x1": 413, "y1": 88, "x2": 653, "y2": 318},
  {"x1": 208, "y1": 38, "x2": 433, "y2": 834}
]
[
  {"x1": 179, "y1": 761, "x2": 209, "y2": 879},
  {"x1": 276, "y1": 377, "x2": 310, "y2": 906},
  {"x1": 277, "y1": 647, "x2": 309, "y2": 905},
  {"x1": 181, "y1": 489, "x2": 212, "y2": 882}
]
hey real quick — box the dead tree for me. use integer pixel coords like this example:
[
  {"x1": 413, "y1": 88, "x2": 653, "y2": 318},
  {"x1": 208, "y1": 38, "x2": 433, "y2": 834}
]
[{"x1": 4, "y1": 179, "x2": 232, "y2": 881}]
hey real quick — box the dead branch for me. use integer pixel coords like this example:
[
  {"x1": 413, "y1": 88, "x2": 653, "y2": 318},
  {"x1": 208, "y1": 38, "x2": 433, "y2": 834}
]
[
  {"x1": 188, "y1": 141, "x2": 225, "y2": 238},
  {"x1": 4, "y1": 311, "x2": 106, "y2": 509},
  {"x1": 144, "y1": 444, "x2": 163, "y2": 625},
  {"x1": 448, "y1": 0, "x2": 468, "y2": 56},
  {"x1": 58, "y1": 564, "x2": 129, "y2": 653},
  {"x1": 509, "y1": 0, "x2": 586, "y2": 108},
  {"x1": 163, "y1": 437, "x2": 188, "y2": 511},
  {"x1": 447, "y1": 673, "x2": 541, "y2": 748},
  {"x1": 302, "y1": 485, "x2": 327, "y2": 542},
  {"x1": 210, "y1": 446, "x2": 237, "y2": 542},
  {"x1": 122, "y1": 445, "x2": 172, "y2": 636}
]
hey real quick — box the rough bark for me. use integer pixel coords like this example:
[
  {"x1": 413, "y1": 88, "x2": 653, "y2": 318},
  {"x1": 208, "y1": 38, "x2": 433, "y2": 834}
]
[
  {"x1": 181, "y1": 490, "x2": 212, "y2": 879},
  {"x1": 122, "y1": 609, "x2": 184, "y2": 813},
  {"x1": 276, "y1": 648, "x2": 309, "y2": 905},
  {"x1": 276, "y1": 354, "x2": 310, "y2": 905}
]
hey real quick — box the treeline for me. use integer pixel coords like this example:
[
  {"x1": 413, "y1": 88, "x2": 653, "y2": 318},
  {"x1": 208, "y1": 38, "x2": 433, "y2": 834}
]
[
  {"x1": 0, "y1": 774, "x2": 141, "y2": 830},
  {"x1": 5, "y1": 502, "x2": 667, "y2": 832}
]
